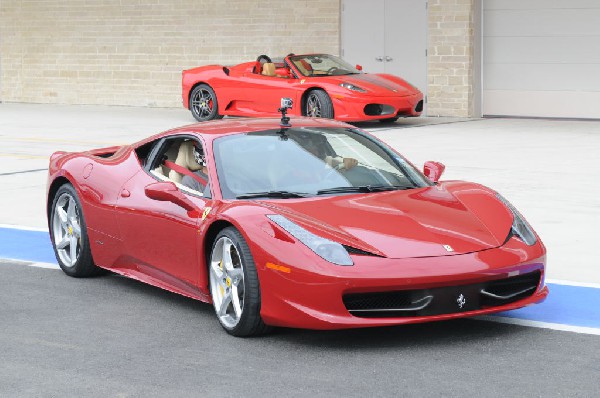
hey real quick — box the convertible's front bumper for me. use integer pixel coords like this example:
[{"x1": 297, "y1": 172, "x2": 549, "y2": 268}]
[
  {"x1": 257, "y1": 237, "x2": 547, "y2": 330},
  {"x1": 330, "y1": 92, "x2": 424, "y2": 122}
]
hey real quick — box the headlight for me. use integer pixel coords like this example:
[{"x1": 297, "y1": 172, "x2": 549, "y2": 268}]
[
  {"x1": 495, "y1": 194, "x2": 537, "y2": 246},
  {"x1": 339, "y1": 83, "x2": 367, "y2": 93},
  {"x1": 267, "y1": 215, "x2": 353, "y2": 266}
]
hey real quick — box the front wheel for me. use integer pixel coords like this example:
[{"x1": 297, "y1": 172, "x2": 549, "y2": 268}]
[
  {"x1": 189, "y1": 84, "x2": 222, "y2": 122},
  {"x1": 50, "y1": 184, "x2": 103, "y2": 277},
  {"x1": 304, "y1": 90, "x2": 334, "y2": 119},
  {"x1": 209, "y1": 227, "x2": 270, "y2": 337}
]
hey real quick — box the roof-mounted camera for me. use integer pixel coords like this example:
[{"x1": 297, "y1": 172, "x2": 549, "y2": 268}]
[{"x1": 279, "y1": 97, "x2": 293, "y2": 128}]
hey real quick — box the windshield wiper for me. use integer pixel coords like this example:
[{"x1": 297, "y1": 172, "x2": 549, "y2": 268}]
[
  {"x1": 317, "y1": 185, "x2": 411, "y2": 195},
  {"x1": 236, "y1": 190, "x2": 310, "y2": 199}
]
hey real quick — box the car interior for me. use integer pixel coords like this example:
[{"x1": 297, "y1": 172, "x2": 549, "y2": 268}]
[{"x1": 149, "y1": 138, "x2": 210, "y2": 197}]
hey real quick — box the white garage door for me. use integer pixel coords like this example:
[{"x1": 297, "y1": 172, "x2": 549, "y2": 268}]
[{"x1": 483, "y1": 0, "x2": 600, "y2": 118}]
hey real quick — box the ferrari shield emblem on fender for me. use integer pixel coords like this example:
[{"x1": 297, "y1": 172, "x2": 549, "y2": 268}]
[
  {"x1": 457, "y1": 294, "x2": 466, "y2": 309},
  {"x1": 201, "y1": 207, "x2": 212, "y2": 220}
]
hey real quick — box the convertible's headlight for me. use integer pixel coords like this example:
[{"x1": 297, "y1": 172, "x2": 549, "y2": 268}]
[
  {"x1": 495, "y1": 194, "x2": 537, "y2": 246},
  {"x1": 339, "y1": 83, "x2": 367, "y2": 93},
  {"x1": 267, "y1": 215, "x2": 353, "y2": 266}
]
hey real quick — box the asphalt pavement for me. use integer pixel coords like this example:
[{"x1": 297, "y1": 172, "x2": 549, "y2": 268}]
[{"x1": 1, "y1": 260, "x2": 598, "y2": 398}]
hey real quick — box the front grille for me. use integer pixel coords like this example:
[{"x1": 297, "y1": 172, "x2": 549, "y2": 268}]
[
  {"x1": 343, "y1": 270, "x2": 541, "y2": 318},
  {"x1": 364, "y1": 104, "x2": 395, "y2": 116},
  {"x1": 364, "y1": 104, "x2": 383, "y2": 116}
]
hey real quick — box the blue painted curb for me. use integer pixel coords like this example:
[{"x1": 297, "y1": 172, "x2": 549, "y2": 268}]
[{"x1": 1, "y1": 226, "x2": 598, "y2": 330}]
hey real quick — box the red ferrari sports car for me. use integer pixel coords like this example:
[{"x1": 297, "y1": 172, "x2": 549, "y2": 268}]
[
  {"x1": 182, "y1": 53, "x2": 423, "y2": 123},
  {"x1": 47, "y1": 107, "x2": 547, "y2": 337}
]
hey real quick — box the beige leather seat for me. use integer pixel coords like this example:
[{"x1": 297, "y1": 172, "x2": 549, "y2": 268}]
[
  {"x1": 261, "y1": 62, "x2": 276, "y2": 77},
  {"x1": 168, "y1": 141, "x2": 202, "y2": 184}
]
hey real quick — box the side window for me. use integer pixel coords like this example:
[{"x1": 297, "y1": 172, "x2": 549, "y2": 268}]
[{"x1": 148, "y1": 136, "x2": 211, "y2": 198}]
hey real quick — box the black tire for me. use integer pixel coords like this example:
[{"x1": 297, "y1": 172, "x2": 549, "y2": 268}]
[
  {"x1": 189, "y1": 84, "x2": 221, "y2": 122},
  {"x1": 49, "y1": 183, "x2": 104, "y2": 277},
  {"x1": 379, "y1": 116, "x2": 399, "y2": 124},
  {"x1": 304, "y1": 89, "x2": 334, "y2": 119},
  {"x1": 208, "y1": 227, "x2": 271, "y2": 337}
]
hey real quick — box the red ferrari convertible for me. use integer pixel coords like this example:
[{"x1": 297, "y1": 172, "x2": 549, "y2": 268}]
[
  {"x1": 182, "y1": 53, "x2": 423, "y2": 123},
  {"x1": 47, "y1": 107, "x2": 547, "y2": 337}
]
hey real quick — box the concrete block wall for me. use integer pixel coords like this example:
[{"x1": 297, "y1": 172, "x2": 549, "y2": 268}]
[
  {"x1": 427, "y1": 0, "x2": 477, "y2": 117},
  {"x1": 0, "y1": 0, "x2": 340, "y2": 107},
  {"x1": 1, "y1": 0, "x2": 479, "y2": 117}
]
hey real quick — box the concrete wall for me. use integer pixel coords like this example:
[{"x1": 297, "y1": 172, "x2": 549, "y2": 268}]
[
  {"x1": 0, "y1": 0, "x2": 340, "y2": 107},
  {"x1": 427, "y1": 0, "x2": 478, "y2": 117},
  {"x1": 1, "y1": 0, "x2": 479, "y2": 116}
]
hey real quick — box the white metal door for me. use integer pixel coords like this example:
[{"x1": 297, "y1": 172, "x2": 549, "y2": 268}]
[
  {"x1": 341, "y1": 0, "x2": 385, "y2": 73},
  {"x1": 483, "y1": 0, "x2": 600, "y2": 118},
  {"x1": 342, "y1": 0, "x2": 427, "y2": 111},
  {"x1": 384, "y1": 0, "x2": 427, "y2": 95}
]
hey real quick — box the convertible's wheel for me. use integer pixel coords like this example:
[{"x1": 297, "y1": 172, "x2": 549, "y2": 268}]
[
  {"x1": 209, "y1": 227, "x2": 270, "y2": 337},
  {"x1": 50, "y1": 184, "x2": 103, "y2": 277},
  {"x1": 190, "y1": 84, "x2": 222, "y2": 122},
  {"x1": 305, "y1": 90, "x2": 334, "y2": 119}
]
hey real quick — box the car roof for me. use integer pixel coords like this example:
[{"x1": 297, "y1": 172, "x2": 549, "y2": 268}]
[
  {"x1": 133, "y1": 117, "x2": 354, "y2": 148},
  {"x1": 166, "y1": 117, "x2": 351, "y2": 137}
]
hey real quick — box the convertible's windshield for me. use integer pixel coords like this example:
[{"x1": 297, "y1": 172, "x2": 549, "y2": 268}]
[
  {"x1": 289, "y1": 54, "x2": 361, "y2": 77},
  {"x1": 213, "y1": 128, "x2": 431, "y2": 200}
]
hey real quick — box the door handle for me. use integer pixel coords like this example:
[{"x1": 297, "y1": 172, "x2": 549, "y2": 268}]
[
  {"x1": 375, "y1": 56, "x2": 383, "y2": 62},
  {"x1": 120, "y1": 189, "x2": 131, "y2": 198},
  {"x1": 384, "y1": 56, "x2": 393, "y2": 62}
]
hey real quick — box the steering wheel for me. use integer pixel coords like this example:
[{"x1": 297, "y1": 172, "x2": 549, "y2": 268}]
[
  {"x1": 256, "y1": 54, "x2": 272, "y2": 64},
  {"x1": 327, "y1": 66, "x2": 340, "y2": 75}
]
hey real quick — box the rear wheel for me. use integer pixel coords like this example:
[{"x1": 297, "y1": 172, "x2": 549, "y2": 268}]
[
  {"x1": 305, "y1": 90, "x2": 334, "y2": 119},
  {"x1": 50, "y1": 184, "x2": 103, "y2": 277},
  {"x1": 209, "y1": 227, "x2": 270, "y2": 337},
  {"x1": 190, "y1": 84, "x2": 222, "y2": 122}
]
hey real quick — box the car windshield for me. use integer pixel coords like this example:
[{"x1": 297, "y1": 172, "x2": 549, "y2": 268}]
[
  {"x1": 289, "y1": 54, "x2": 360, "y2": 77},
  {"x1": 213, "y1": 127, "x2": 431, "y2": 200}
]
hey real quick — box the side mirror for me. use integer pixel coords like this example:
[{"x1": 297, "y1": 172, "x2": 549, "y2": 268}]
[
  {"x1": 423, "y1": 161, "x2": 445, "y2": 183},
  {"x1": 356, "y1": 64, "x2": 363, "y2": 71},
  {"x1": 144, "y1": 181, "x2": 200, "y2": 217}
]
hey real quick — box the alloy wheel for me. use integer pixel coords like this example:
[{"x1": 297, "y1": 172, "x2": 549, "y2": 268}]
[
  {"x1": 52, "y1": 192, "x2": 82, "y2": 267},
  {"x1": 209, "y1": 236, "x2": 245, "y2": 329},
  {"x1": 306, "y1": 93, "x2": 322, "y2": 117},
  {"x1": 191, "y1": 88, "x2": 214, "y2": 119}
]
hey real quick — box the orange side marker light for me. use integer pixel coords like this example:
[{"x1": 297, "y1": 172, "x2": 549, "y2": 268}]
[{"x1": 266, "y1": 262, "x2": 291, "y2": 274}]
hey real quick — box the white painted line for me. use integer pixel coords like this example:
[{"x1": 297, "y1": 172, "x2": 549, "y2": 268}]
[
  {"x1": 546, "y1": 279, "x2": 600, "y2": 289},
  {"x1": 0, "y1": 258, "x2": 59, "y2": 269},
  {"x1": 476, "y1": 315, "x2": 600, "y2": 336},
  {"x1": 0, "y1": 223, "x2": 48, "y2": 232},
  {"x1": 28, "y1": 261, "x2": 60, "y2": 270}
]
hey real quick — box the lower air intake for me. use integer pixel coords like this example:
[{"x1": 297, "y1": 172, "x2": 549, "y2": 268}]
[{"x1": 343, "y1": 270, "x2": 541, "y2": 318}]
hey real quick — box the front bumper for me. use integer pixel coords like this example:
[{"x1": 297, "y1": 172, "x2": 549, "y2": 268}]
[
  {"x1": 330, "y1": 92, "x2": 424, "y2": 122},
  {"x1": 257, "y1": 238, "x2": 547, "y2": 330}
]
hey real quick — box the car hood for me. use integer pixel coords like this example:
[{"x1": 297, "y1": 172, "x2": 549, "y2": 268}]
[
  {"x1": 260, "y1": 182, "x2": 514, "y2": 259},
  {"x1": 333, "y1": 74, "x2": 415, "y2": 96}
]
